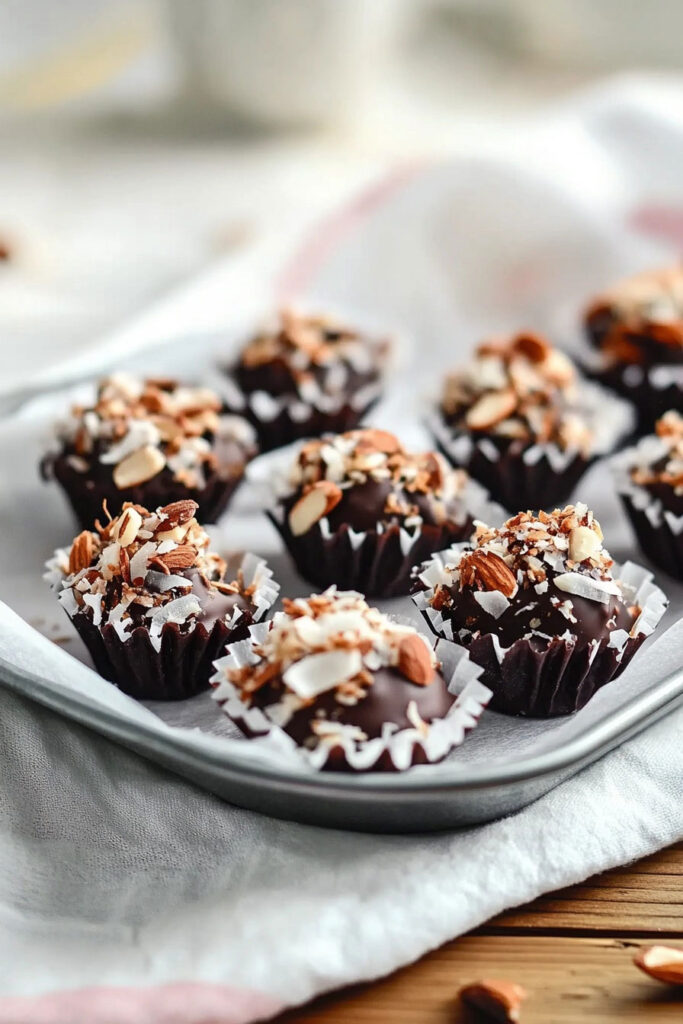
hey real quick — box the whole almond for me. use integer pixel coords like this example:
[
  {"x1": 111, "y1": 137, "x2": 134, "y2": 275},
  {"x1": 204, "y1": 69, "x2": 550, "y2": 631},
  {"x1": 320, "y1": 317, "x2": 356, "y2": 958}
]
[
  {"x1": 160, "y1": 499, "x2": 199, "y2": 528},
  {"x1": 634, "y1": 945, "x2": 683, "y2": 985},
  {"x1": 460, "y1": 979, "x2": 527, "y2": 1022},
  {"x1": 157, "y1": 545, "x2": 197, "y2": 571},
  {"x1": 113, "y1": 445, "x2": 166, "y2": 488},
  {"x1": 397, "y1": 633, "x2": 435, "y2": 686},
  {"x1": 288, "y1": 480, "x2": 343, "y2": 536},
  {"x1": 471, "y1": 551, "x2": 518, "y2": 598},
  {"x1": 466, "y1": 389, "x2": 517, "y2": 431},
  {"x1": 112, "y1": 507, "x2": 142, "y2": 547},
  {"x1": 68, "y1": 531, "x2": 94, "y2": 575},
  {"x1": 568, "y1": 525, "x2": 601, "y2": 563}
]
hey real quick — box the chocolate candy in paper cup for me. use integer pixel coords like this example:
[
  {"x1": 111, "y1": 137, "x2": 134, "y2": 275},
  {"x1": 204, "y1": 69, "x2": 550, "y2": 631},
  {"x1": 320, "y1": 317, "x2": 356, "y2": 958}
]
[
  {"x1": 613, "y1": 412, "x2": 683, "y2": 581},
  {"x1": 429, "y1": 331, "x2": 634, "y2": 511},
  {"x1": 211, "y1": 588, "x2": 492, "y2": 773},
  {"x1": 40, "y1": 375, "x2": 257, "y2": 528},
  {"x1": 45, "y1": 500, "x2": 280, "y2": 700},
  {"x1": 219, "y1": 308, "x2": 391, "y2": 452},
  {"x1": 412, "y1": 504, "x2": 668, "y2": 718},
  {"x1": 253, "y1": 428, "x2": 505, "y2": 598},
  {"x1": 583, "y1": 264, "x2": 683, "y2": 435}
]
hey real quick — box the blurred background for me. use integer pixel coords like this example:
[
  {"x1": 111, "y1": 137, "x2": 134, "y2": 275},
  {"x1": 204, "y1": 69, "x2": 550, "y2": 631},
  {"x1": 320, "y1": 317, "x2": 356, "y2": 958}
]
[{"x1": 2, "y1": 0, "x2": 683, "y2": 391}]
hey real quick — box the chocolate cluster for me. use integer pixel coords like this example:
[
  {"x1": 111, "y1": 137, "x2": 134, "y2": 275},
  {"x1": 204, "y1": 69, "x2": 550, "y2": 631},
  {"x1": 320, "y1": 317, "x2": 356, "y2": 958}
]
[
  {"x1": 222, "y1": 309, "x2": 390, "y2": 451},
  {"x1": 414, "y1": 503, "x2": 666, "y2": 716},
  {"x1": 270, "y1": 427, "x2": 501, "y2": 596},
  {"x1": 614, "y1": 410, "x2": 683, "y2": 580},
  {"x1": 42, "y1": 374, "x2": 256, "y2": 527},
  {"x1": 584, "y1": 266, "x2": 683, "y2": 431},
  {"x1": 431, "y1": 332, "x2": 631, "y2": 510},
  {"x1": 212, "y1": 587, "x2": 490, "y2": 771},
  {"x1": 46, "y1": 499, "x2": 278, "y2": 699}
]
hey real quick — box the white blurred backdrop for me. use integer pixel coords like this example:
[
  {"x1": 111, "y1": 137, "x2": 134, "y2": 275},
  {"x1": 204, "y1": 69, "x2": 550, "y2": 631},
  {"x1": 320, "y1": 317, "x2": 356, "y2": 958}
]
[{"x1": 1, "y1": 0, "x2": 682, "y2": 390}]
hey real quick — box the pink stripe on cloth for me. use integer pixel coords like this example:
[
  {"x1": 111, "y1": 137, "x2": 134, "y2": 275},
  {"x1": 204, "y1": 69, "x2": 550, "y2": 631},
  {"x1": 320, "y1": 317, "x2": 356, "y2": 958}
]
[
  {"x1": 0, "y1": 982, "x2": 282, "y2": 1024},
  {"x1": 629, "y1": 204, "x2": 683, "y2": 246},
  {"x1": 275, "y1": 161, "x2": 424, "y2": 299}
]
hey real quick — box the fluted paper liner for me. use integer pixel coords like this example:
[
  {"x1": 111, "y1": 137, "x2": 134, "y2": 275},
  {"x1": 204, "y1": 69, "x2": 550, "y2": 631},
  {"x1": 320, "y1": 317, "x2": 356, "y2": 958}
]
[
  {"x1": 613, "y1": 436, "x2": 683, "y2": 581},
  {"x1": 45, "y1": 551, "x2": 280, "y2": 701},
  {"x1": 220, "y1": 372, "x2": 383, "y2": 453},
  {"x1": 250, "y1": 443, "x2": 506, "y2": 598},
  {"x1": 412, "y1": 550, "x2": 668, "y2": 717},
  {"x1": 427, "y1": 378, "x2": 634, "y2": 511},
  {"x1": 42, "y1": 453, "x2": 248, "y2": 529},
  {"x1": 581, "y1": 347, "x2": 683, "y2": 435},
  {"x1": 211, "y1": 625, "x2": 492, "y2": 772}
]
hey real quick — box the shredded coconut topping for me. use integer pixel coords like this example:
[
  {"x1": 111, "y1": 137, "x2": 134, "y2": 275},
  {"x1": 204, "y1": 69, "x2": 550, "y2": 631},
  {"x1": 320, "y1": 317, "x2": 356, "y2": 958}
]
[
  {"x1": 225, "y1": 588, "x2": 439, "y2": 709},
  {"x1": 53, "y1": 374, "x2": 255, "y2": 489},
  {"x1": 630, "y1": 410, "x2": 683, "y2": 494},
  {"x1": 441, "y1": 332, "x2": 593, "y2": 453},
  {"x1": 236, "y1": 308, "x2": 388, "y2": 396},
  {"x1": 48, "y1": 499, "x2": 253, "y2": 646},
  {"x1": 428, "y1": 503, "x2": 614, "y2": 609}
]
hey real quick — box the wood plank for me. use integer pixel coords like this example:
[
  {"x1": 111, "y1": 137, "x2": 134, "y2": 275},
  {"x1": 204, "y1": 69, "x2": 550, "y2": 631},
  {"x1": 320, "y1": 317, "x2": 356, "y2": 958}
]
[
  {"x1": 487, "y1": 843, "x2": 683, "y2": 936},
  {"x1": 278, "y1": 935, "x2": 683, "y2": 1023}
]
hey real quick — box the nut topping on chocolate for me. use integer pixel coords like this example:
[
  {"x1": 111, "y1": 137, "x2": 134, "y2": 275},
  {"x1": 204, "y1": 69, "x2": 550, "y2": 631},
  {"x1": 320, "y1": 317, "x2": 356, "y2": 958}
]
[
  {"x1": 235, "y1": 308, "x2": 389, "y2": 398},
  {"x1": 441, "y1": 332, "x2": 593, "y2": 453},
  {"x1": 46, "y1": 500, "x2": 254, "y2": 652},
  {"x1": 286, "y1": 428, "x2": 470, "y2": 534},
  {"x1": 630, "y1": 410, "x2": 683, "y2": 495},
  {"x1": 423, "y1": 503, "x2": 637, "y2": 638},
  {"x1": 585, "y1": 265, "x2": 683, "y2": 366},
  {"x1": 223, "y1": 588, "x2": 440, "y2": 720},
  {"x1": 50, "y1": 374, "x2": 255, "y2": 491}
]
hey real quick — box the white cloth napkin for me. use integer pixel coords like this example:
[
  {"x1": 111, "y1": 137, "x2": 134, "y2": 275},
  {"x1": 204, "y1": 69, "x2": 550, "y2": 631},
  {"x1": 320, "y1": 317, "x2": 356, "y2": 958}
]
[
  {"x1": 1, "y1": 668, "x2": 681, "y2": 1019},
  {"x1": 2, "y1": 78, "x2": 683, "y2": 1022}
]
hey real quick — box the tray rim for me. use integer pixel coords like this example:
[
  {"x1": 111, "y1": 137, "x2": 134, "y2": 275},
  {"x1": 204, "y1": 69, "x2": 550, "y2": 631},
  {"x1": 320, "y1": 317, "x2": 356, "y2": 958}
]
[{"x1": 2, "y1": 652, "x2": 682, "y2": 798}]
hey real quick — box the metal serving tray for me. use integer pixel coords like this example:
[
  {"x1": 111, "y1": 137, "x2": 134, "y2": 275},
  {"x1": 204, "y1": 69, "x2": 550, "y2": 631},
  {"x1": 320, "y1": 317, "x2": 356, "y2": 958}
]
[
  {"x1": 1, "y1": 650, "x2": 682, "y2": 833},
  {"x1": 1, "y1": 343, "x2": 682, "y2": 832}
]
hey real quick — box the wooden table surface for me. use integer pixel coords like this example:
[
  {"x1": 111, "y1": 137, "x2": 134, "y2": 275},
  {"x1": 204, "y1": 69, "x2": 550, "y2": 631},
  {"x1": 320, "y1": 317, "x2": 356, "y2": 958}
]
[{"x1": 279, "y1": 842, "x2": 683, "y2": 1022}]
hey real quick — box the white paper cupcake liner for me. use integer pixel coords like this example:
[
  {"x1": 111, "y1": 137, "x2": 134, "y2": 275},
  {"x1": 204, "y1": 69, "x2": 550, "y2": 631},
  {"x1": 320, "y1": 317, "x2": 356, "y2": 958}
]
[
  {"x1": 211, "y1": 624, "x2": 492, "y2": 772},
  {"x1": 427, "y1": 378, "x2": 634, "y2": 511},
  {"x1": 580, "y1": 346, "x2": 683, "y2": 433},
  {"x1": 218, "y1": 372, "x2": 383, "y2": 452},
  {"x1": 46, "y1": 548, "x2": 278, "y2": 634},
  {"x1": 612, "y1": 436, "x2": 683, "y2": 579}
]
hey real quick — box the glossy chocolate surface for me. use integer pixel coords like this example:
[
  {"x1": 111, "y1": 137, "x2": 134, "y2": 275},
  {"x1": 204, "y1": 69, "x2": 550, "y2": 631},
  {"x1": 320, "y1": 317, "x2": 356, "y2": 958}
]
[
  {"x1": 440, "y1": 567, "x2": 636, "y2": 653},
  {"x1": 248, "y1": 665, "x2": 454, "y2": 748}
]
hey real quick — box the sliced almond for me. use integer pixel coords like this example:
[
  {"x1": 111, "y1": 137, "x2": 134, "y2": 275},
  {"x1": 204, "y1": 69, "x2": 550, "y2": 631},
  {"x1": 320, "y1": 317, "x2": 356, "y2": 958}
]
[
  {"x1": 634, "y1": 945, "x2": 683, "y2": 985},
  {"x1": 113, "y1": 445, "x2": 166, "y2": 488},
  {"x1": 512, "y1": 331, "x2": 551, "y2": 363},
  {"x1": 542, "y1": 348, "x2": 575, "y2": 386},
  {"x1": 354, "y1": 428, "x2": 402, "y2": 455},
  {"x1": 465, "y1": 389, "x2": 517, "y2": 431},
  {"x1": 112, "y1": 507, "x2": 142, "y2": 547},
  {"x1": 288, "y1": 480, "x2": 343, "y2": 536},
  {"x1": 460, "y1": 979, "x2": 527, "y2": 1022},
  {"x1": 157, "y1": 545, "x2": 197, "y2": 571},
  {"x1": 568, "y1": 525, "x2": 601, "y2": 563},
  {"x1": 397, "y1": 633, "x2": 435, "y2": 686},
  {"x1": 68, "y1": 531, "x2": 94, "y2": 575}
]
